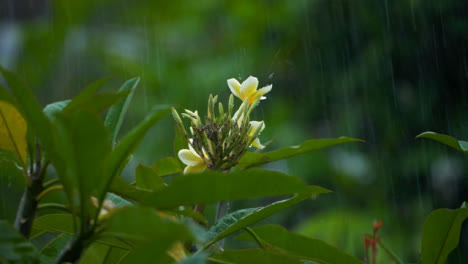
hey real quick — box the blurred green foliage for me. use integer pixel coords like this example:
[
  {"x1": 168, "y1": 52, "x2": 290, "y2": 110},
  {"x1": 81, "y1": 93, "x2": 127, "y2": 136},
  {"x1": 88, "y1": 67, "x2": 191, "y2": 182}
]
[{"x1": 1, "y1": 0, "x2": 467, "y2": 262}]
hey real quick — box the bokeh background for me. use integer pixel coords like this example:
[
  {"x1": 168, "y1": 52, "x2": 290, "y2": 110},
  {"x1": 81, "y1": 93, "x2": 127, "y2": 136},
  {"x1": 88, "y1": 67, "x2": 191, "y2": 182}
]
[{"x1": 1, "y1": 0, "x2": 467, "y2": 262}]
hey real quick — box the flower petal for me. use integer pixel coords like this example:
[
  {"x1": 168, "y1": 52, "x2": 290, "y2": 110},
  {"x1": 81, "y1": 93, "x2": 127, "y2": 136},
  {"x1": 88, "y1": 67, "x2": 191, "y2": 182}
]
[
  {"x1": 240, "y1": 76, "x2": 258, "y2": 99},
  {"x1": 184, "y1": 162, "x2": 207, "y2": 174},
  {"x1": 251, "y1": 138, "x2": 265, "y2": 150},
  {"x1": 249, "y1": 121, "x2": 265, "y2": 135},
  {"x1": 248, "y1": 84, "x2": 272, "y2": 103},
  {"x1": 227, "y1": 78, "x2": 242, "y2": 99},
  {"x1": 178, "y1": 149, "x2": 203, "y2": 166}
]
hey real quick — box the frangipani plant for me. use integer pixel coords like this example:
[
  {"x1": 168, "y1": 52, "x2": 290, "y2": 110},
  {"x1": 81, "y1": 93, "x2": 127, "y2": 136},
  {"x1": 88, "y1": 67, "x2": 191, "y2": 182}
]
[{"x1": 0, "y1": 68, "x2": 376, "y2": 264}]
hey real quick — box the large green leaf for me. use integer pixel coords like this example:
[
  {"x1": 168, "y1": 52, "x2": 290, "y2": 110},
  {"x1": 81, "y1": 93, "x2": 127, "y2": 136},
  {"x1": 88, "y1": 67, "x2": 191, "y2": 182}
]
[
  {"x1": 143, "y1": 169, "x2": 310, "y2": 209},
  {"x1": 0, "y1": 161, "x2": 24, "y2": 222},
  {"x1": 152, "y1": 157, "x2": 182, "y2": 177},
  {"x1": 65, "y1": 92, "x2": 131, "y2": 115},
  {"x1": 104, "y1": 77, "x2": 140, "y2": 144},
  {"x1": 0, "y1": 101, "x2": 28, "y2": 167},
  {"x1": 204, "y1": 186, "x2": 330, "y2": 248},
  {"x1": 0, "y1": 84, "x2": 17, "y2": 105},
  {"x1": 109, "y1": 176, "x2": 151, "y2": 202},
  {"x1": 64, "y1": 76, "x2": 110, "y2": 111},
  {"x1": 107, "y1": 105, "x2": 171, "y2": 190},
  {"x1": 39, "y1": 233, "x2": 72, "y2": 264},
  {"x1": 31, "y1": 214, "x2": 130, "y2": 250},
  {"x1": 135, "y1": 164, "x2": 166, "y2": 191},
  {"x1": 78, "y1": 242, "x2": 110, "y2": 264},
  {"x1": 237, "y1": 225, "x2": 364, "y2": 264},
  {"x1": 100, "y1": 206, "x2": 192, "y2": 246},
  {"x1": 102, "y1": 246, "x2": 128, "y2": 264},
  {"x1": 43, "y1": 100, "x2": 71, "y2": 121},
  {"x1": 0, "y1": 220, "x2": 38, "y2": 262},
  {"x1": 0, "y1": 66, "x2": 54, "y2": 154},
  {"x1": 51, "y1": 111, "x2": 112, "y2": 226},
  {"x1": 236, "y1": 137, "x2": 364, "y2": 169},
  {"x1": 416, "y1": 132, "x2": 468, "y2": 154},
  {"x1": 421, "y1": 203, "x2": 468, "y2": 264},
  {"x1": 210, "y1": 249, "x2": 303, "y2": 264}
]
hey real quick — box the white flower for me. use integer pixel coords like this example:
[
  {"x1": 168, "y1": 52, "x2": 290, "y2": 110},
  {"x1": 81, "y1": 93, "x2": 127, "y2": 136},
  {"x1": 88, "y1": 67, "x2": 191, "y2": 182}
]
[
  {"x1": 227, "y1": 76, "x2": 272, "y2": 105},
  {"x1": 249, "y1": 121, "x2": 265, "y2": 149},
  {"x1": 178, "y1": 142, "x2": 208, "y2": 174}
]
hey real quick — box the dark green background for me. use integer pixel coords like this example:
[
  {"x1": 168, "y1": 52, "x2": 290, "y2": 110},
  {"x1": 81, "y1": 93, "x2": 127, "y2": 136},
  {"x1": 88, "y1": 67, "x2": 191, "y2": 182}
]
[{"x1": 1, "y1": 0, "x2": 467, "y2": 262}]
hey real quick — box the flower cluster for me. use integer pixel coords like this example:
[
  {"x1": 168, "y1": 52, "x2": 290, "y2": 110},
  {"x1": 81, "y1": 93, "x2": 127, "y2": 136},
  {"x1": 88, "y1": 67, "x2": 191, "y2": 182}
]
[{"x1": 172, "y1": 76, "x2": 272, "y2": 174}]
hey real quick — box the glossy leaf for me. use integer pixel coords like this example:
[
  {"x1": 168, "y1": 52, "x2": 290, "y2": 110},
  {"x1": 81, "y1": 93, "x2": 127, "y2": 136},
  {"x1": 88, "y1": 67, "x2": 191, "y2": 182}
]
[
  {"x1": 0, "y1": 220, "x2": 38, "y2": 262},
  {"x1": 176, "y1": 253, "x2": 208, "y2": 264},
  {"x1": 107, "y1": 105, "x2": 171, "y2": 190},
  {"x1": 102, "y1": 246, "x2": 128, "y2": 264},
  {"x1": 211, "y1": 249, "x2": 303, "y2": 264},
  {"x1": 205, "y1": 186, "x2": 331, "y2": 247},
  {"x1": 52, "y1": 111, "x2": 112, "y2": 225},
  {"x1": 43, "y1": 100, "x2": 71, "y2": 121},
  {"x1": 236, "y1": 137, "x2": 364, "y2": 169},
  {"x1": 0, "y1": 84, "x2": 17, "y2": 106},
  {"x1": 152, "y1": 156, "x2": 182, "y2": 176},
  {"x1": 143, "y1": 169, "x2": 310, "y2": 209},
  {"x1": 0, "y1": 66, "x2": 54, "y2": 154},
  {"x1": 78, "y1": 242, "x2": 110, "y2": 264},
  {"x1": 237, "y1": 225, "x2": 364, "y2": 264},
  {"x1": 109, "y1": 176, "x2": 151, "y2": 202},
  {"x1": 64, "y1": 76, "x2": 110, "y2": 111},
  {"x1": 64, "y1": 92, "x2": 131, "y2": 115},
  {"x1": 31, "y1": 214, "x2": 131, "y2": 250},
  {"x1": 378, "y1": 239, "x2": 404, "y2": 264},
  {"x1": 135, "y1": 164, "x2": 166, "y2": 191},
  {"x1": 421, "y1": 203, "x2": 468, "y2": 264},
  {"x1": 416, "y1": 131, "x2": 468, "y2": 154},
  {"x1": 100, "y1": 206, "x2": 192, "y2": 245},
  {"x1": 105, "y1": 77, "x2": 140, "y2": 144},
  {"x1": 0, "y1": 101, "x2": 28, "y2": 166},
  {"x1": 39, "y1": 233, "x2": 72, "y2": 264}
]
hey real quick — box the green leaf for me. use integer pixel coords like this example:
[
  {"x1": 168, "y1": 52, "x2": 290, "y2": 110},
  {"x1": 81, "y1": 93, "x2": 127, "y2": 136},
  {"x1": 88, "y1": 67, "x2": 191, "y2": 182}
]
[
  {"x1": 0, "y1": 220, "x2": 38, "y2": 262},
  {"x1": 135, "y1": 164, "x2": 166, "y2": 191},
  {"x1": 237, "y1": 225, "x2": 364, "y2": 264},
  {"x1": 0, "y1": 84, "x2": 17, "y2": 106},
  {"x1": 43, "y1": 100, "x2": 70, "y2": 121},
  {"x1": 421, "y1": 203, "x2": 468, "y2": 264},
  {"x1": 208, "y1": 208, "x2": 258, "y2": 240},
  {"x1": 51, "y1": 111, "x2": 112, "y2": 226},
  {"x1": 0, "y1": 101, "x2": 28, "y2": 167},
  {"x1": 78, "y1": 242, "x2": 110, "y2": 264},
  {"x1": 109, "y1": 176, "x2": 151, "y2": 202},
  {"x1": 236, "y1": 137, "x2": 364, "y2": 169},
  {"x1": 176, "y1": 252, "x2": 208, "y2": 264},
  {"x1": 64, "y1": 92, "x2": 131, "y2": 115},
  {"x1": 107, "y1": 105, "x2": 171, "y2": 190},
  {"x1": 64, "y1": 76, "x2": 110, "y2": 111},
  {"x1": 152, "y1": 157, "x2": 182, "y2": 177},
  {"x1": 105, "y1": 192, "x2": 132, "y2": 207},
  {"x1": 416, "y1": 131, "x2": 468, "y2": 154},
  {"x1": 378, "y1": 239, "x2": 404, "y2": 264},
  {"x1": 39, "y1": 233, "x2": 72, "y2": 264},
  {"x1": 100, "y1": 206, "x2": 192, "y2": 245},
  {"x1": 102, "y1": 246, "x2": 128, "y2": 264},
  {"x1": 0, "y1": 161, "x2": 24, "y2": 222},
  {"x1": 31, "y1": 214, "x2": 131, "y2": 250},
  {"x1": 0, "y1": 66, "x2": 54, "y2": 155},
  {"x1": 210, "y1": 249, "x2": 303, "y2": 264},
  {"x1": 104, "y1": 77, "x2": 140, "y2": 144},
  {"x1": 143, "y1": 169, "x2": 310, "y2": 209},
  {"x1": 204, "y1": 186, "x2": 331, "y2": 248}
]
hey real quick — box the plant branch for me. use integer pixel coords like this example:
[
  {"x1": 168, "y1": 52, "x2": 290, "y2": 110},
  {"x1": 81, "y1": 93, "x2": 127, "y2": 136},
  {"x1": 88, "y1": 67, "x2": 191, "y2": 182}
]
[{"x1": 14, "y1": 141, "x2": 44, "y2": 239}]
